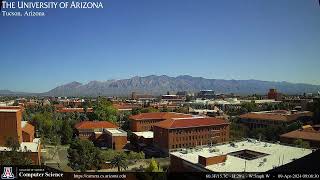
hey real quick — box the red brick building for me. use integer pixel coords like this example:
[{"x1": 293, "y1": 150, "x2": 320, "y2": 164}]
[
  {"x1": 153, "y1": 117, "x2": 230, "y2": 154},
  {"x1": 113, "y1": 103, "x2": 141, "y2": 112},
  {"x1": 280, "y1": 125, "x2": 320, "y2": 148},
  {"x1": 129, "y1": 112, "x2": 193, "y2": 132},
  {"x1": 0, "y1": 107, "x2": 41, "y2": 165},
  {"x1": 239, "y1": 110, "x2": 313, "y2": 129},
  {"x1": 267, "y1": 88, "x2": 281, "y2": 100},
  {"x1": 75, "y1": 121, "x2": 127, "y2": 150}
]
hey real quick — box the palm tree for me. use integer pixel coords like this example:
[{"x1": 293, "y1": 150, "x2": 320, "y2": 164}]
[{"x1": 111, "y1": 154, "x2": 128, "y2": 172}]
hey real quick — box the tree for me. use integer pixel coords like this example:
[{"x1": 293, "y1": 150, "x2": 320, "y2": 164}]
[
  {"x1": 287, "y1": 121, "x2": 302, "y2": 132},
  {"x1": 308, "y1": 98, "x2": 320, "y2": 124},
  {"x1": 68, "y1": 139, "x2": 103, "y2": 172},
  {"x1": 293, "y1": 139, "x2": 310, "y2": 149},
  {"x1": 145, "y1": 158, "x2": 163, "y2": 172},
  {"x1": 110, "y1": 153, "x2": 129, "y2": 172},
  {"x1": 240, "y1": 102, "x2": 258, "y2": 113},
  {"x1": 132, "y1": 108, "x2": 142, "y2": 115},
  {"x1": 230, "y1": 123, "x2": 249, "y2": 140},
  {"x1": 127, "y1": 151, "x2": 145, "y2": 161},
  {"x1": 30, "y1": 112, "x2": 57, "y2": 141},
  {"x1": 93, "y1": 97, "x2": 118, "y2": 123},
  {"x1": 60, "y1": 119, "x2": 73, "y2": 145},
  {"x1": 12, "y1": 101, "x2": 19, "y2": 106},
  {"x1": 175, "y1": 107, "x2": 189, "y2": 114},
  {"x1": 0, "y1": 137, "x2": 33, "y2": 165},
  {"x1": 141, "y1": 107, "x2": 160, "y2": 113}
]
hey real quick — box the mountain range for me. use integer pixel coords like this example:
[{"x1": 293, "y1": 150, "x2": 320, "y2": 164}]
[{"x1": 1, "y1": 75, "x2": 320, "y2": 96}]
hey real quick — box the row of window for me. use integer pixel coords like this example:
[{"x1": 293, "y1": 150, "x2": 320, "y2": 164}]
[
  {"x1": 80, "y1": 132, "x2": 93, "y2": 137},
  {"x1": 169, "y1": 126, "x2": 226, "y2": 135},
  {"x1": 172, "y1": 133, "x2": 220, "y2": 143},
  {"x1": 139, "y1": 120, "x2": 159, "y2": 124},
  {"x1": 140, "y1": 125, "x2": 153, "y2": 131},
  {"x1": 241, "y1": 119, "x2": 281, "y2": 125},
  {"x1": 170, "y1": 138, "x2": 225, "y2": 149}
]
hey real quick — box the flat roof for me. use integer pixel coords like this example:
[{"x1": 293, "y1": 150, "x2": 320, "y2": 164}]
[
  {"x1": 105, "y1": 129, "x2": 123, "y2": 134},
  {"x1": 104, "y1": 128, "x2": 127, "y2": 136},
  {"x1": 0, "y1": 138, "x2": 40, "y2": 153},
  {"x1": 170, "y1": 140, "x2": 313, "y2": 172},
  {"x1": 0, "y1": 109, "x2": 20, "y2": 112},
  {"x1": 133, "y1": 131, "x2": 154, "y2": 139}
]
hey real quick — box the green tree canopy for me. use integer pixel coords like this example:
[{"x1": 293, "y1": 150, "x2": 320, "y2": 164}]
[
  {"x1": 0, "y1": 137, "x2": 33, "y2": 165},
  {"x1": 67, "y1": 139, "x2": 103, "y2": 172},
  {"x1": 110, "y1": 153, "x2": 129, "y2": 172},
  {"x1": 60, "y1": 119, "x2": 73, "y2": 145},
  {"x1": 145, "y1": 158, "x2": 163, "y2": 172},
  {"x1": 93, "y1": 97, "x2": 118, "y2": 123},
  {"x1": 293, "y1": 139, "x2": 310, "y2": 149}
]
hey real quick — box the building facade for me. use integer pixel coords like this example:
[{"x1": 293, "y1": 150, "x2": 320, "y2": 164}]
[
  {"x1": 239, "y1": 110, "x2": 313, "y2": 129},
  {"x1": 129, "y1": 112, "x2": 193, "y2": 132},
  {"x1": 0, "y1": 106, "x2": 41, "y2": 165},
  {"x1": 153, "y1": 117, "x2": 230, "y2": 154},
  {"x1": 169, "y1": 140, "x2": 313, "y2": 172},
  {"x1": 280, "y1": 125, "x2": 320, "y2": 148},
  {"x1": 75, "y1": 121, "x2": 127, "y2": 150}
]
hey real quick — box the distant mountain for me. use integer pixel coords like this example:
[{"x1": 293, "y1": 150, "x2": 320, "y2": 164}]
[
  {"x1": 0, "y1": 90, "x2": 29, "y2": 96},
  {"x1": 42, "y1": 75, "x2": 320, "y2": 96}
]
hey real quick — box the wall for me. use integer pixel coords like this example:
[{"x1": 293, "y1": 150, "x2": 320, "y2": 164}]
[
  {"x1": 153, "y1": 126, "x2": 169, "y2": 153},
  {"x1": 169, "y1": 155, "x2": 206, "y2": 172},
  {"x1": 198, "y1": 155, "x2": 227, "y2": 166},
  {"x1": 130, "y1": 119, "x2": 163, "y2": 132},
  {"x1": 154, "y1": 124, "x2": 230, "y2": 153},
  {"x1": 112, "y1": 136, "x2": 127, "y2": 150},
  {"x1": 0, "y1": 110, "x2": 22, "y2": 146}
]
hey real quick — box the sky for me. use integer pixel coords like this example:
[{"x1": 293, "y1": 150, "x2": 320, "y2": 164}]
[{"x1": 0, "y1": 0, "x2": 320, "y2": 93}]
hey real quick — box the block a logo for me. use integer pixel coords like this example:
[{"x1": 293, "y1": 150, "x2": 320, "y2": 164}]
[{"x1": 1, "y1": 167, "x2": 15, "y2": 180}]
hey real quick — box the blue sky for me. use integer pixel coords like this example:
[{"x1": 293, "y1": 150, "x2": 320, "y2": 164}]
[{"x1": 1, "y1": 0, "x2": 320, "y2": 93}]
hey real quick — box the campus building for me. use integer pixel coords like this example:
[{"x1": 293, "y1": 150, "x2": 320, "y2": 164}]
[
  {"x1": 0, "y1": 106, "x2": 41, "y2": 165},
  {"x1": 239, "y1": 110, "x2": 313, "y2": 129},
  {"x1": 153, "y1": 117, "x2": 230, "y2": 154},
  {"x1": 169, "y1": 139, "x2": 313, "y2": 172},
  {"x1": 129, "y1": 112, "x2": 193, "y2": 132},
  {"x1": 75, "y1": 121, "x2": 127, "y2": 150},
  {"x1": 131, "y1": 131, "x2": 154, "y2": 150},
  {"x1": 280, "y1": 125, "x2": 320, "y2": 148},
  {"x1": 267, "y1": 88, "x2": 281, "y2": 100}
]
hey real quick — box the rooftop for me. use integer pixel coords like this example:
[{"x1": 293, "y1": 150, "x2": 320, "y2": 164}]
[
  {"x1": 154, "y1": 117, "x2": 228, "y2": 129},
  {"x1": 75, "y1": 121, "x2": 118, "y2": 129},
  {"x1": 0, "y1": 138, "x2": 41, "y2": 153},
  {"x1": 0, "y1": 109, "x2": 20, "y2": 112},
  {"x1": 133, "y1": 131, "x2": 154, "y2": 139},
  {"x1": 280, "y1": 126, "x2": 320, "y2": 142},
  {"x1": 239, "y1": 110, "x2": 313, "y2": 122},
  {"x1": 104, "y1": 128, "x2": 127, "y2": 136},
  {"x1": 130, "y1": 112, "x2": 193, "y2": 121},
  {"x1": 170, "y1": 140, "x2": 313, "y2": 172}
]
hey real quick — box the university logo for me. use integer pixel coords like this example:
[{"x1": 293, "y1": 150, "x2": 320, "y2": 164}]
[{"x1": 1, "y1": 167, "x2": 15, "y2": 180}]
